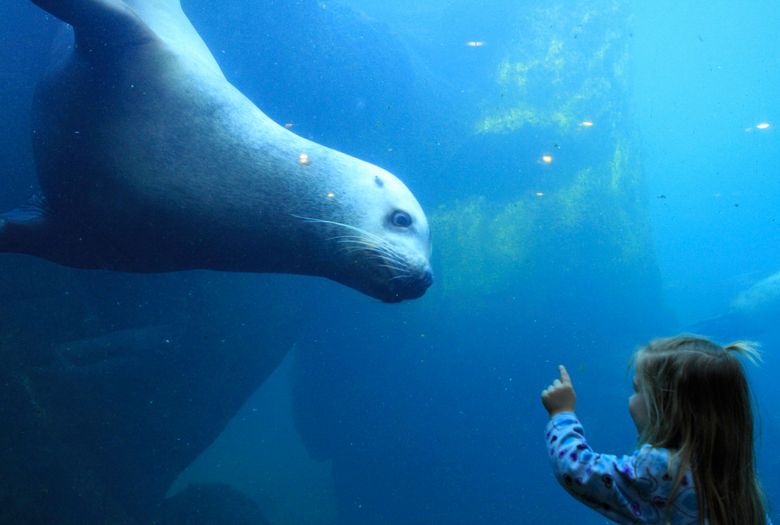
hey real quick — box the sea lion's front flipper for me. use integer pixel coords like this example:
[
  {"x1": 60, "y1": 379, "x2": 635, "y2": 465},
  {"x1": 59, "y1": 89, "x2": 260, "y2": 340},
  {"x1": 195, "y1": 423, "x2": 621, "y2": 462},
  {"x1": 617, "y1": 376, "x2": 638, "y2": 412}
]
[
  {"x1": 0, "y1": 195, "x2": 56, "y2": 259},
  {"x1": 30, "y1": 0, "x2": 156, "y2": 49},
  {"x1": 30, "y1": 0, "x2": 222, "y2": 75}
]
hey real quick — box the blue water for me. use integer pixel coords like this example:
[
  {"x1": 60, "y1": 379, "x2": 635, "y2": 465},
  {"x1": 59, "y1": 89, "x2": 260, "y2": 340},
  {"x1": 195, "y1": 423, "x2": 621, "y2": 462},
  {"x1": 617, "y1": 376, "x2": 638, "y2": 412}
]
[{"x1": 0, "y1": 1, "x2": 777, "y2": 524}]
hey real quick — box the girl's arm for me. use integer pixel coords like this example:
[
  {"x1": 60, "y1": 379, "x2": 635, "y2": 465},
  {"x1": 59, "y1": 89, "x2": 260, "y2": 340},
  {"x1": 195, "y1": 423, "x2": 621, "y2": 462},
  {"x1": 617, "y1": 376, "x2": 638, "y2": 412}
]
[{"x1": 545, "y1": 412, "x2": 696, "y2": 524}]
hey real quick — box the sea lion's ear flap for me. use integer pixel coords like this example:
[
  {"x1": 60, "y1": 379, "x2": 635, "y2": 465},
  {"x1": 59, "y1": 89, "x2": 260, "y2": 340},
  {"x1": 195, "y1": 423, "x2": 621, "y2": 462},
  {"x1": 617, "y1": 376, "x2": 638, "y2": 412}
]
[{"x1": 30, "y1": 0, "x2": 155, "y2": 50}]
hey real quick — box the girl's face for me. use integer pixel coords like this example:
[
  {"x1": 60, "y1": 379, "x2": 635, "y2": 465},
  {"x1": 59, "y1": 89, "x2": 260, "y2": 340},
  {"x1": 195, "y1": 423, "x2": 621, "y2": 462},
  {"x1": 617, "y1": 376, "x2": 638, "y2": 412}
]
[{"x1": 629, "y1": 374, "x2": 649, "y2": 434}]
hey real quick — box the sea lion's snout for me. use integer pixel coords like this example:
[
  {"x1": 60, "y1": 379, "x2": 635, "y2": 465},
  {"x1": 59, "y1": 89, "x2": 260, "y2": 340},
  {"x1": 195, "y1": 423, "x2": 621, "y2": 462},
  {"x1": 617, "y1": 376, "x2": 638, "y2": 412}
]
[
  {"x1": 420, "y1": 268, "x2": 434, "y2": 288},
  {"x1": 381, "y1": 266, "x2": 433, "y2": 303}
]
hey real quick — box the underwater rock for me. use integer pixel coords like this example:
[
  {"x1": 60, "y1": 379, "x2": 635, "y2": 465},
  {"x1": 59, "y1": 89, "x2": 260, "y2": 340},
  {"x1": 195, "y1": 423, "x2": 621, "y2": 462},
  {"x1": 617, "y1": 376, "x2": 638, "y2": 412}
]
[{"x1": 0, "y1": 313, "x2": 292, "y2": 524}]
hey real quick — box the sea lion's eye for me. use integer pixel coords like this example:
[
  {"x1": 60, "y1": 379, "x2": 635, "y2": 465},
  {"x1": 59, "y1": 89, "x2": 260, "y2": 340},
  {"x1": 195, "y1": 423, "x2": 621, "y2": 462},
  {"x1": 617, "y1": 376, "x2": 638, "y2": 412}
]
[{"x1": 390, "y1": 210, "x2": 412, "y2": 228}]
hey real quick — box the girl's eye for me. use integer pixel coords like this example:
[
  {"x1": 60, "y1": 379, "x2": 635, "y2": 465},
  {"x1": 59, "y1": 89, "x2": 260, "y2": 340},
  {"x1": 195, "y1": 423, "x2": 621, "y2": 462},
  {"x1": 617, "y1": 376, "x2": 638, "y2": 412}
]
[{"x1": 391, "y1": 210, "x2": 412, "y2": 228}]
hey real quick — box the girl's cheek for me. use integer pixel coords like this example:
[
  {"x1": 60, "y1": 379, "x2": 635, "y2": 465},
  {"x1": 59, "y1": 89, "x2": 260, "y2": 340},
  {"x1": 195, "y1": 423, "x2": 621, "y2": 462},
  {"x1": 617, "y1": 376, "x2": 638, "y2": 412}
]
[{"x1": 629, "y1": 394, "x2": 645, "y2": 430}]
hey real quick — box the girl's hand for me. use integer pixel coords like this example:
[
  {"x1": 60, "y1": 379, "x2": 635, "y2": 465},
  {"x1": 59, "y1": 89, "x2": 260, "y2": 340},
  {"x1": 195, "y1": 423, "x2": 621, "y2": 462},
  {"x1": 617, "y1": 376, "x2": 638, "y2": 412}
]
[{"x1": 541, "y1": 365, "x2": 576, "y2": 416}]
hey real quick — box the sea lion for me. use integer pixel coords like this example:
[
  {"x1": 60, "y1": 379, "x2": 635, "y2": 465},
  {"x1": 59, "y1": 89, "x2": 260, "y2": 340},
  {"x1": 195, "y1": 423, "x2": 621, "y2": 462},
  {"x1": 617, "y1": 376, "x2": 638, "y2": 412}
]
[
  {"x1": 0, "y1": 0, "x2": 432, "y2": 302},
  {"x1": 691, "y1": 270, "x2": 780, "y2": 339}
]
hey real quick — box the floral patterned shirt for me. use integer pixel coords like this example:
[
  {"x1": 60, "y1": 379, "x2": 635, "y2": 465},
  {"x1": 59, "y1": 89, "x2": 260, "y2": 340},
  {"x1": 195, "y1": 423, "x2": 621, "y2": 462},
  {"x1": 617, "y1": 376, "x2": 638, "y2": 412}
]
[{"x1": 545, "y1": 412, "x2": 773, "y2": 525}]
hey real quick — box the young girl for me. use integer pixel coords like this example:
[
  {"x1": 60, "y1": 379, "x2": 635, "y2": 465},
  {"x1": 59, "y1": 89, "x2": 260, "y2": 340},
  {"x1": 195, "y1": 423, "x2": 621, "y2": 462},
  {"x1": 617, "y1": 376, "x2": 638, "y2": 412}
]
[{"x1": 541, "y1": 335, "x2": 772, "y2": 524}]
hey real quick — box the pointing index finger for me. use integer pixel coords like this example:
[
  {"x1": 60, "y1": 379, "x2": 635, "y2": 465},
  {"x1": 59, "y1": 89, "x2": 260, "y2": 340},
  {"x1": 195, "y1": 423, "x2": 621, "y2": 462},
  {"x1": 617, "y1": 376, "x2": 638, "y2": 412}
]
[{"x1": 559, "y1": 365, "x2": 572, "y2": 386}]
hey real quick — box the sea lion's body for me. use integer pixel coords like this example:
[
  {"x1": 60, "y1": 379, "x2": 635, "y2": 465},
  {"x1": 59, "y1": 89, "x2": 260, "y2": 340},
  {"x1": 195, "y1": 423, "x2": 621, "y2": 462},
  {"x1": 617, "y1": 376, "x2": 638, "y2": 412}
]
[{"x1": 2, "y1": 0, "x2": 432, "y2": 302}]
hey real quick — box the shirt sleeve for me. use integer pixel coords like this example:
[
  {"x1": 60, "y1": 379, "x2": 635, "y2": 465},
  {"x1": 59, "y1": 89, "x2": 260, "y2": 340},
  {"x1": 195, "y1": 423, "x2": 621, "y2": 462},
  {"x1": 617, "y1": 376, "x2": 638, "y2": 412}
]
[{"x1": 545, "y1": 412, "x2": 692, "y2": 524}]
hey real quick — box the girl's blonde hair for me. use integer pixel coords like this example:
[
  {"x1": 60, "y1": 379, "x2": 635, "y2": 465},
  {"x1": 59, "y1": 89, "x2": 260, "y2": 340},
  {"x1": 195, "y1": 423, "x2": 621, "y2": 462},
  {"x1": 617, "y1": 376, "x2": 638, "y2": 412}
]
[{"x1": 632, "y1": 335, "x2": 767, "y2": 525}]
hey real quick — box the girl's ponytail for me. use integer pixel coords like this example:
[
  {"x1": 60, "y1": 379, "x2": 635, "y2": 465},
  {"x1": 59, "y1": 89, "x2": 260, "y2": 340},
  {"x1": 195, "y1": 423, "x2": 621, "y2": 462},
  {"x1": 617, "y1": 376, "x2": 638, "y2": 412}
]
[{"x1": 724, "y1": 341, "x2": 762, "y2": 364}]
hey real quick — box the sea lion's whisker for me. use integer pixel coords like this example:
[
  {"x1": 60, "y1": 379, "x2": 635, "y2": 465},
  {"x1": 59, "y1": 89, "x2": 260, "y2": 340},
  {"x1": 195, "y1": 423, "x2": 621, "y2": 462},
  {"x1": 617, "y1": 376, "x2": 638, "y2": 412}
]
[
  {"x1": 348, "y1": 246, "x2": 407, "y2": 272},
  {"x1": 378, "y1": 250, "x2": 407, "y2": 267},
  {"x1": 294, "y1": 214, "x2": 414, "y2": 276},
  {"x1": 337, "y1": 241, "x2": 383, "y2": 256},
  {"x1": 335, "y1": 238, "x2": 379, "y2": 248},
  {"x1": 332, "y1": 235, "x2": 372, "y2": 243},
  {"x1": 379, "y1": 263, "x2": 409, "y2": 273},
  {"x1": 292, "y1": 215, "x2": 385, "y2": 244},
  {"x1": 365, "y1": 246, "x2": 406, "y2": 265},
  {"x1": 337, "y1": 238, "x2": 403, "y2": 261}
]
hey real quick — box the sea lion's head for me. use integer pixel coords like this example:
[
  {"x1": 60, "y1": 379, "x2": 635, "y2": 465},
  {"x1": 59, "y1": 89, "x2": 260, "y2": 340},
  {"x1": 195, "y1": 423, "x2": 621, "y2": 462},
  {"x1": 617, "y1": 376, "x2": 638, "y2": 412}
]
[{"x1": 295, "y1": 157, "x2": 432, "y2": 303}]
